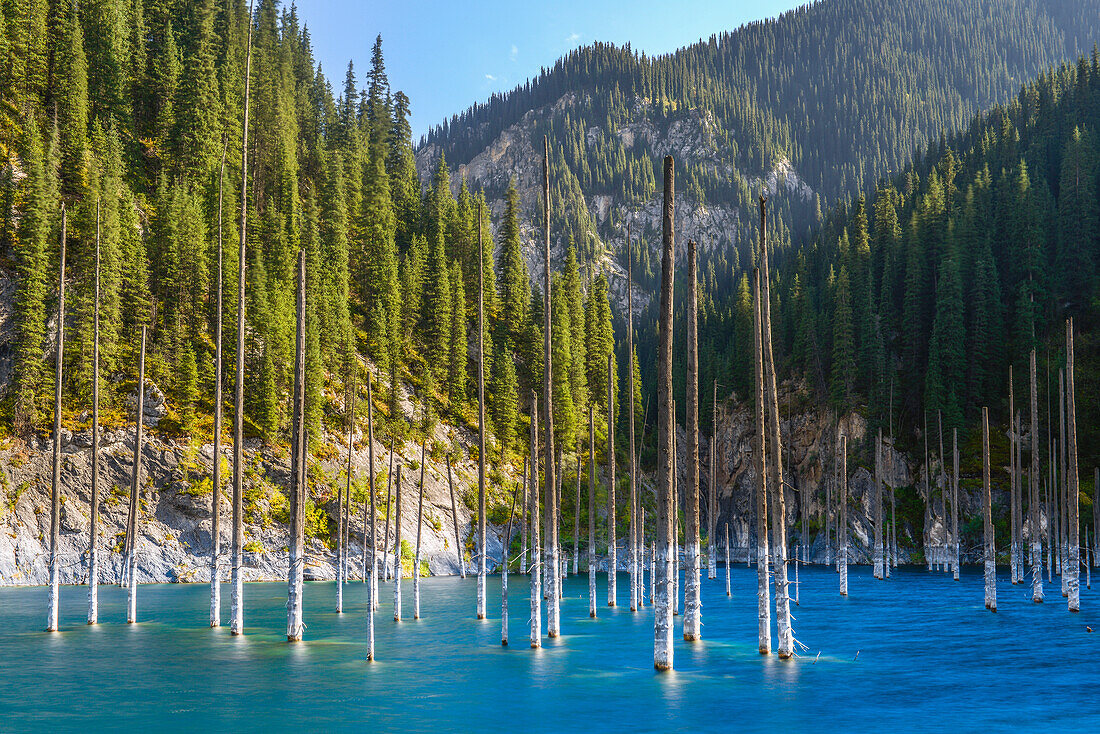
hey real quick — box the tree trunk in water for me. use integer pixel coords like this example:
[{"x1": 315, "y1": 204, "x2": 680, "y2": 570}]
[
  {"x1": 367, "y1": 378, "x2": 377, "y2": 659},
  {"x1": 446, "y1": 463, "x2": 464, "y2": 579},
  {"x1": 347, "y1": 376, "x2": 357, "y2": 597},
  {"x1": 47, "y1": 206, "x2": 67, "y2": 633},
  {"x1": 825, "y1": 417, "x2": 833, "y2": 567},
  {"x1": 607, "y1": 352, "x2": 617, "y2": 605},
  {"x1": 1065, "y1": 319, "x2": 1080, "y2": 612},
  {"x1": 673, "y1": 421, "x2": 679, "y2": 617},
  {"x1": 839, "y1": 434, "x2": 848, "y2": 597},
  {"x1": 752, "y1": 268, "x2": 772, "y2": 652},
  {"x1": 874, "y1": 429, "x2": 884, "y2": 579},
  {"x1": 414, "y1": 440, "x2": 426, "y2": 620},
  {"x1": 127, "y1": 327, "x2": 146, "y2": 624},
  {"x1": 542, "y1": 139, "x2": 560, "y2": 637},
  {"x1": 683, "y1": 240, "x2": 702, "y2": 641},
  {"x1": 1009, "y1": 368, "x2": 1018, "y2": 584},
  {"x1": 952, "y1": 428, "x2": 960, "y2": 581},
  {"x1": 709, "y1": 380, "x2": 718, "y2": 579},
  {"x1": 1059, "y1": 370, "x2": 1067, "y2": 596},
  {"x1": 210, "y1": 143, "x2": 226, "y2": 628},
  {"x1": 529, "y1": 390, "x2": 542, "y2": 648},
  {"x1": 627, "y1": 225, "x2": 638, "y2": 613},
  {"x1": 1030, "y1": 350, "x2": 1043, "y2": 602},
  {"x1": 573, "y1": 457, "x2": 582, "y2": 576},
  {"x1": 653, "y1": 155, "x2": 676, "y2": 672},
  {"x1": 923, "y1": 413, "x2": 931, "y2": 571},
  {"x1": 231, "y1": 1, "x2": 254, "y2": 638},
  {"x1": 982, "y1": 407, "x2": 996, "y2": 611},
  {"x1": 477, "y1": 202, "x2": 487, "y2": 620},
  {"x1": 588, "y1": 407, "x2": 597, "y2": 618},
  {"x1": 724, "y1": 523, "x2": 731, "y2": 596},
  {"x1": 383, "y1": 444, "x2": 394, "y2": 581},
  {"x1": 287, "y1": 250, "x2": 307, "y2": 641},
  {"x1": 758, "y1": 200, "x2": 792, "y2": 657},
  {"x1": 1094, "y1": 467, "x2": 1099, "y2": 568},
  {"x1": 502, "y1": 483, "x2": 520, "y2": 646},
  {"x1": 88, "y1": 202, "x2": 101, "y2": 626},
  {"x1": 520, "y1": 457, "x2": 528, "y2": 576},
  {"x1": 393, "y1": 466, "x2": 403, "y2": 621}
]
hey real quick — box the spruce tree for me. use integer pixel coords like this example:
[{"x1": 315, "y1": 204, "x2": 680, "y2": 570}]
[
  {"x1": 448, "y1": 259, "x2": 468, "y2": 406},
  {"x1": 1056, "y1": 126, "x2": 1097, "y2": 312},
  {"x1": 830, "y1": 264, "x2": 855, "y2": 407},
  {"x1": 55, "y1": 0, "x2": 88, "y2": 198}
]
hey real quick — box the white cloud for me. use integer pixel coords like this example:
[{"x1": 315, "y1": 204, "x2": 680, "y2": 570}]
[
  {"x1": 565, "y1": 32, "x2": 581, "y2": 46},
  {"x1": 485, "y1": 74, "x2": 496, "y2": 81},
  {"x1": 510, "y1": 44, "x2": 518, "y2": 61}
]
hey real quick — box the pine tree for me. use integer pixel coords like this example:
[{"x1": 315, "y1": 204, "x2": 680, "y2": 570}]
[
  {"x1": 496, "y1": 181, "x2": 530, "y2": 351},
  {"x1": 925, "y1": 242, "x2": 965, "y2": 430},
  {"x1": 551, "y1": 273, "x2": 577, "y2": 453},
  {"x1": 448, "y1": 259, "x2": 467, "y2": 406},
  {"x1": 423, "y1": 228, "x2": 452, "y2": 381},
  {"x1": 584, "y1": 271, "x2": 615, "y2": 423},
  {"x1": 55, "y1": 0, "x2": 88, "y2": 198},
  {"x1": 171, "y1": 0, "x2": 220, "y2": 181},
  {"x1": 830, "y1": 264, "x2": 855, "y2": 407},
  {"x1": 490, "y1": 340, "x2": 519, "y2": 460},
  {"x1": 1056, "y1": 126, "x2": 1097, "y2": 312},
  {"x1": 562, "y1": 245, "x2": 588, "y2": 430}
]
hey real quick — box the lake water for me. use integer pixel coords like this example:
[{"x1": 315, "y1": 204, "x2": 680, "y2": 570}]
[{"x1": 2, "y1": 565, "x2": 1098, "y2": 732}]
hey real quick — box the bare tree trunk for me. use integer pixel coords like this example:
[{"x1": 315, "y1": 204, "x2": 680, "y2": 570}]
[
  {"x1": 1059, "y1": 369, "x2": 1067, "y2": 596},
  {"x1": 607, "y1": 352, "x2": 617, "y2": 605},
  {"x1": 952, "y1": 428, "x2": 960, "y2": 581},
  {"x1": 839, "y1": 434, "x2": 848, "y2": 597},
  {"x1": 825, "y1": 417, "x2": 833, "y2": 567},
  {"x1": 573, "y1": 456, "x2": 582, "y2": 575},
  {"x1": 1094, "y1": 467, "x2": 1099, "y2": 569},
  {"x1": 88, "y1": 202, "x2": 101, "y2": 626},
  {"x1": 541, "y1": 139, "x2": 560, "y2": 637},
  {"x1": 709, "y1": 379, "x2": 718, "y2": 579},
  {"x1": 445, "y1": 463, "x2": 464, "y2": 579},
  {"x1": 287, "y1": 250, "x2": 307, "y2": 641},
  {"x1": 367, "y1": 377, "x2": 377, "y2": 659},
  {"x1": 1009, "y1": 369, "x2": 1018, "y2": 583},
  {"x1": 683, "y1": 239, "x2": 702, "y2": 641},
  {"x1": 383, "y1": 443, "x2": 394, "y2": 580},
  {"x1": 231, "y1": 0, "x2": 254, "y2": 638},
  {"x1": 477, "y1": 202, "x2": 487, "y2": 620},
  {"x1": 752, "y1": 268, "x2": 771, "y2": 652},
  {"x1": 938, "y1": 411, "x2": 946, "y2": 572},
  {"x1": 923, "y1": 412, "x2": 931, "y2": 571},
  {"x1": 529, "y1": 390, "x2": 542, "y2": 648},
  {"x1": 588, "y1": 407, "x2": 597, "y2": 617},
  {"x1": 725, "y1": 523, "x2": 731, "y2": 596},
  {"x1": 1066, "y1": 319, "x2": 1080, "y2": 612},
  {"x1": 627, "y1": 225, "x2": 638, "y2": 613},
  {"x1": 653, "y1": 155, "x2": 676, "y2": 672},
  {"x1": 758, "y1": 199, "x2": 792, "y2": 657},
  {"x1": 1031, "y1": 350, "x2": 1043, "y2": 602},
  {"x1": 414, "y1": 440, "x2": 426, "y2": 620},
  {"x1": 346, "y1": 374, "x2": 356, "y2": 598},
  {"x1": 521, "y1": 456, "x2": 528, "y2": 576},
  {"x1": 393, "y1": 465, "x2": 403, "y2": 621},
  {"x1": 127, "y1": 327, "x2": 146, "y2": 624},
  {"x1": 502, "y1": 482, "x2": 520, "y2": 646},
  {"x1": 874, "y1": 428, "x2": 884, "y2": 579},
  {"x1": 46, "y1": 205, "x2": 67, "y2": 633},
  {"x1": 209, "y1": 142, "x2": 226, "y2": 628},
  {"x1": 982, "y1": 407, "x2": 996, "y2": 611},
  {"x1": 673, "y1": 420, "x2": 679, "y2": 617}
]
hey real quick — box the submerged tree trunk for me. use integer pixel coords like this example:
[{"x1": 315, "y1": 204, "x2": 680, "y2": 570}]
[
  {"x1": 653, "y1": 155, "x2": 676, "y2": 672},
  {"x1": 231, "y1": 0, "x2": 254, "y2": 638},
  {"x1": 1009, "y1": 367, "x2": 1018, "y2": 584},
  {"x1": 725, "y1": 523, "x2": 731, "y2": 596},
  {"x1": 47, "y1": 206, "x2": 67, "y2": 633},
  {"x1": 709, "y1": 380, "x2": 718, "y2": 579},
  {"x1": 1059, "y1": 370, "x2": 1067, "y2": 596},
  {"x1": 839, "y1": 434, "x2": 848, "y2": 597},
  {"x1": 1065, "y1": 319, "x2": 1080, "y2": 612},
  {"x1": 127, "y1": 327, "x2": 147, "y2": 624},
  {"x1": 521, "y1": 457, "x2": 529, "y2": 576},
  {"x1": 502, "y1": 482, "x2": 520, "y2": 646},
  {"x1": 447, "y1": 463, "x2": 464, "y2": 579},
  {"x1": 393, "y1": 466, "x2": 403, "y2": 621},
  {"x1": 210, "y1": 143, "x2": 226, "y2": 628},
  {"x1": 88, "y1": 202, "x2": 101, "y2": 626},
  {"x1": 627, "y1": 225, "x2": 638, "y2": 613},
  {"x1": 383, "y1": 444, "x2": 395, "y2": 580},
  {"x1": 414, "y1": 440, "x2": 426, "y2": 620},
  {"x1": 758, "y1": 200, "x2": 792, "y2": 657},
  {"x1": 1031, "y1": 350, "x2": 1043, "y2": 603},
  {"x1": 982, "y1": 407, "x2": 996, "y2": 611},
  {"x1": 683, "y1": 240, "x2": 702, "y2": 642},
  {"x1": 541, "y1": 139, "x2": 560, "y2": 636},
  {"x1": 287, "y1": 250, "x2": 307, "y2": 641},
  {"x1": 672, "y1": 422, "x2": 679, "y2": 617},
  {"x1": 477, "y1": 202, "x2": 487, "y2": 621},
  {"x1": 367, "y1": 377, "x2": 377, "y2": 659},
  {"x1": 529, "y1": 390, "x2": 543, "y2": 648},
  {"x1": 588, "y1": 407, "x2": 597, "y2": 618},
  {"x1": 607, "y1": 352, "x2": 617, "y2": 606},
  {"x1": 874, "y1": 429, "x2": 884, "y2": 579},
  {"x1": 752, "y1": 268, "x2": 771, "y2": 652},
  {"x1": 952, "y1": 428, "x2": 960, "y2": 581}
]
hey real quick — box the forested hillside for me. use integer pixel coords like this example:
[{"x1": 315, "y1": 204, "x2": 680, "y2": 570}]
[{"x1": 783, "y1": 52, "x2": 1100, "y2": 462}]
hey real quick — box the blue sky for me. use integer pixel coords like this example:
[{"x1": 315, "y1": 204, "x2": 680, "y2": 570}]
[{"x1": 296, "y1": 1, "x2": 806, "y2": 142}]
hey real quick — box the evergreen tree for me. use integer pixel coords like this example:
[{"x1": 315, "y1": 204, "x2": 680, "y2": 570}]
[
  {"x1": 55, "y1": 0, "x2": 88, "y2": 198},
  {"x1": 448, "y1": 259, "x2": 467, "y2": 406},
  {"x1": 830, "y1": 264, "x2": 855, "y2": 407},
  {"x1": 1056, "y1": 126, "x2": 1097, "y2": 312}
]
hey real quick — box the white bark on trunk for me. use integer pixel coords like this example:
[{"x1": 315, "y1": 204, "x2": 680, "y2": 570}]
[
  {"x1": 231, "y1": 1, "x2": 254, "y2": 638},
  {"x1": 724, "y1": 523, "x2": 731, "y2": 596},
  {"x1": 627, "y1": 226, "x2": 638, "y2": 613},
  {"x1": 573, "y1": 456, "x2": 582, "y2": 576},
  {"x1": 210, "y1": 146, "x2": 225, "y2": 628},
  {"x1": 529, "y1": 391, "x2": 542, "y2": 648},
  {"x1": 446, "y1": 463, "x2": 464, "y2": 579},
  {"x1": 1009, "y1": 368, "x2": 1018, "y2": 584},
  {"x1": 127, "y1": 327, "x2": 146, "y2": 624},
  {"x1": 1065, "y1": 319, "x2": 1080, "y2": 612},
  {"x1": 952, "y1": 428, "x2": 960, "y2": 581},
  {"x1": 520, "y1": 457, "x2": 528, "y2": 576},
  {"x1": 502, "y1": 480, "x2": 520, "y2": 646},
  {"x1": 673, "y1": 423, "x2": 679, "y2": 617},
  {"x1": 709, "y1": 380, "x2": 718, "y2": 579},
  {"x1": 653, "y1": 157, "x2": 676, "y2": 673},
  {"x1": 89, "y1": 203, "x2": 101, "y2": 626},
  {"x1": 839, "y1": 434, "x2": 848, "y2": 597},
  {"x1": 393, "y1": 466, "x2": 403, "y2": 621},
  {"x1": 287, "y1": 251, "x2": 307, "y2": 642},
  {"x1": 367, "y1": 378, "x2": 377, "y2": 660},
  {"x1": 47, "y1": 207, "x2": 67, "y2": 633},
  {"x1": 588, "y1": 408, "x2": 597, "y2": 618},
  {"x1": 542, "y1": 139, "x2": 560, "y2": 637},
  {"x1": 752, "y1": 268, "x2": 771, "y2": 653},
  {"x1": 874, "y1": 429, "x2": 884, "y2": 579},
  {"x1": 414, "y1": 440, "x2": 426, "y2": 620},
  {"x1": 982, "y1": 407, "x2": 996, "y2": 611},
  {"x1": 1031, "y1": 349, "x2": 1044, "y2": 602},
  {"x1": 477, "y1": 201, "x2": 487, "y2": 620},
  {"x1": 607, "y1": 353, "x2": 617, "y2": 606},
  {"x1": 683, "y1": 240, "x2": 701, "y2": 641},
  {"x1": 1059, "y1": 370, "x2": 1067, "y2": 597}
]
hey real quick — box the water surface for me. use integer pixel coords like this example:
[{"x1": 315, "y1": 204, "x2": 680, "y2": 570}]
[{"x1": 2, "y1": 565, "x2": 1097, "y2": 732}]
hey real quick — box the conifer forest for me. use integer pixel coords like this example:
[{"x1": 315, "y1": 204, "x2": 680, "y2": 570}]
[{"x1": 1, "y1": 0, "x2": 1099, "y2": 730}]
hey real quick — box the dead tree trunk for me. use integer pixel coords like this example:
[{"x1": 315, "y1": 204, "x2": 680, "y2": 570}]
[
  {"x1": 627, "y1": 224, "x2": 639, "y2": 613},
  {"x1": 839, "y1": 434, "x2": 848, "y2": 597},
  {"x1": 683, "y1": 239, "x2": 702, "y2": 642},
  {"x1": 367, "y1": 377, "x2": 377, "y2": 659},
  {"x1": 88, "y1": 201, "x2": 101, "y2": 626},
  {"x1": 210, "y1": 141, "x2": 226, "y2": 628},
  {"x1": 231, "y1": 0, "x2": 254, "y2": 638},
  {"x1": 725, "y1": 523, "x2": 731, "y2": 596},
  {"x1": 607, "y1": 352, "x2": 617, "y2": 606},
  {"x1": 477, "y1": 201, "x2": 487, "y2": 621},
  {"x1": 502, "y1": 483, "x2": 520, "y2": 646},
  {"x1": 759, "y1": 199, "x2": 792, "y2": 657},
  {"x1": 573, "y1": 456, "x2": 582, "y2": 576},
  {"x1": 127, "y1": 326, "x2": 146, "y2": 624},
  {"x1": 520, "y1": 458, "x2": 528, "y2": 576},
  {"x1": 46, "y1": 205, "x2": 67, "y2": 633},
  {"x1": 414, "y1": 440, "x2": 426, "y2": 620},
  {"x1": 1031, "y1": 349, "x2": 1043, "y2": 602},
  {"x1": 952, "y1": 427, "x2": 960, "y2": 581},
  {"x1": 588, "y1": 407, "x2": 597, "y2": 618},
  {"x1": 1009, "y1": 367, "x2": 1018, "y2": 584},
  {"x1": 874, "y1": 428, "x2": 884, "y2": 579},
  {"x1": 653, "y1": 155, "x2": 676, "y2": 672},
  {"x1": 447, "y1": 463, "x2": 464, "y2": 578},
  {"x1": 1059, "y1": 369, "x2": 1067, "y2": 596},
  {"x1": 983, "y1": 407, "x2": 996, "y2": 611},
  {"x1": 541, "y1": 138, "x2": 560, "y2": 637},
  {"x1": 383, "y1": 443, "x2": 394, "y2": 580},
  {"x1": 709, "y1": 379, "x2": 718, "y2": 579},
  {"x1": 752, "y1": 268, "x2": 771, "y2": 652},
  {"x1": 1094, "y1": 466, "x2": 1099, "y2": 569},
  {"x1": 529, "y1": 390, "x2": 542, "y2": 648},
  {"x1": 393, "y1": 465, "x2": 403, "y2": 621},
  {"x1": 287, "y1": 249, "x2": 306, "y2": 641},
  {"x1": 1066, "y1": 319, "x2": 1080, "y2": 612}
]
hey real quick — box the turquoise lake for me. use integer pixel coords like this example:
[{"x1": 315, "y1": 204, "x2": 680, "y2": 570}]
[{"x1": 2, "y1": 565, "x2": 1098, "y2": 732}]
